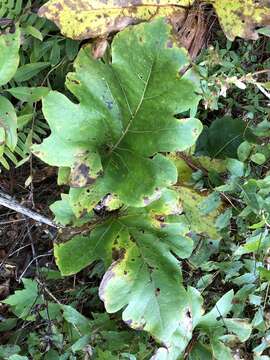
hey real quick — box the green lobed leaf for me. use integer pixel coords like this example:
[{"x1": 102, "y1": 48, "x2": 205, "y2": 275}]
[
  {"x1": 99, "y1": 244, "x2": 196, "y2": 359},
  {"x1": 33, "y1": 19, "x2": 202, "y2": 213},
  {"x1": 54, "y1": 189, "x2": 195, "y2": 357},
  {"x1": 50, "y1": 193, "x2": 85, "y2": 226},
  {"x1": 54, "y1": 190, "x2": 192, "y2": 274},
  {"x1": 3, "y1": 278, "x2": 42, "y2": 321}
]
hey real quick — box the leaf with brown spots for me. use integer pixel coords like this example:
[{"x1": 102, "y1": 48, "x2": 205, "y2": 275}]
[
  {"x1": 33, "y1": 19, "x2": 202, "y2": 216},
  {"x1": 209, "y1": 0, "x2": 270, "y2": 40},
  {"x1": 54, "y1": 189, "x2": 193, "y2": 274},
  {"x1": 177, "y1": 186, "x2": 223, "y2": 239},
  {"x1": 38, "y1": 0, "x2": 194, "y2": 40},
  {"x1": 53, "y1": 189, "x2": 195, "y2": 357}
]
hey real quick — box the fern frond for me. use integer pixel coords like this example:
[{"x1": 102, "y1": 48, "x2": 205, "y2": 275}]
[{"x1": 0, "y1": 0, "x2": 24, "y2": 19}]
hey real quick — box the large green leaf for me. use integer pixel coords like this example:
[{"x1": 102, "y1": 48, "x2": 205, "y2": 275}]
[
  {"x1": 54, "y1": 189, "x2": 195, "y2": 358},
  {"x1": 54, "y1": 190, "x2": 193, "y2": 274},
  {"x1": 0, "y1": 26, "x2": 20, "y2": 86},
  {"x1": 33, "y1": 19, "x2": 202, "y2": 213},
  {"x1": 99, "y1": 232, "x2": 191, "y2": 356}
]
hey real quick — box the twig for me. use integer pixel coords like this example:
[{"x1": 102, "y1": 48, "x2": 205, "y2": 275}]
[
  {"x1": 36, "y1": 278, "x2": 61, "y2": 305},
  {"x1": 19, "y1": 251, "x2": 53, "y2": 282},
  {"x1": 177, "y1": 152, "x2": 208, "y2": 175},
  {"x1": 0, "y1": 190, "x2": 59, "y2": 228},
  {"x1": 36, "y1": 278, "x2": 83, "y2": 336},
  {"x1": 8, "y1": 243, "x2": 32, "y2": 256},
  {"x1": 0, "y1": 218, "x2": 27, "y2": 225}
]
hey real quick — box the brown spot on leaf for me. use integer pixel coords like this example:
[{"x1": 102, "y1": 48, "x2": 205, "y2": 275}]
[
  {"x1": 143, "y1": 189, "x2": 162, "y2": 205},
  {"x1": 166, "y1": 40, "x2": 173, "y2": 48},
  {"x1": 52, "y1": 2, "x2": 63, "y2": 11},
  {"x1": 182, "y1": 307, "x2": 192, "y2": 333},
  {"x1": 70, "y1": 163, "x2": 97, "y2": 188},
  {"x1": 112, "y1": 247, "x2": 125, "y2": 261},
  {"x1": 143, "y1": 196, "x2": 150, "y2": 205},
  {"x1": 125, "y1": 319, "x2": 132, "y2": 326},
  {"x1": 155, "y1": 215, "x2": 166, "y2": 228},
  {"x1": 70, "y1": 79, "x2": 80, "y2": 85},
  {"x1": 124, "y1": 318, "x2": 146, "y2": 331},
  {"x1": 155, "y1": 287, "x2": 160, "y2": 296}
]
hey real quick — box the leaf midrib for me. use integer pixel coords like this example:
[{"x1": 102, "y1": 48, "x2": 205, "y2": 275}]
[{"x1": 109, "y1": 58, "x2": 155, "y2": 153}]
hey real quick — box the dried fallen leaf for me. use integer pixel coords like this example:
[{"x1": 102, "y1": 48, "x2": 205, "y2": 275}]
[
  {"x1": 38, "y1": 0, "x2": 194, "y2": 40},
  {"x1": 209, "y1": 0, "x2": 270, "y2": 40}
]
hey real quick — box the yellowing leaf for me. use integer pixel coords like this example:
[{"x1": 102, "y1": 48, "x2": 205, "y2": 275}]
[
  {"x1": 177, "y1": 186, "x2": 222, "y2": 239},
  {"x1": 209, "y1": 0, "x2": 270, "y2": 41},
  {"x1": 38, "y1": 0, "x2": 194, "y2": 40},
  {"x1": 39, "y1": 0, "x2": 270, "y2": 41}
]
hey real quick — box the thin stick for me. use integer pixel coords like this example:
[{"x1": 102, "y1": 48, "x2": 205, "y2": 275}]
[
  {"x1": 36, "y1": 278, "x2": 61, "y2": 305},
  {"x1": 19, "y1": 252, "x2": 53, "y2": 282},
  {"x1": 0, "y1": 190, "x2": 59, "y2": 228},
  {"x1": 36, "y1": 278, "x2": 83, "y2": 336}
]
